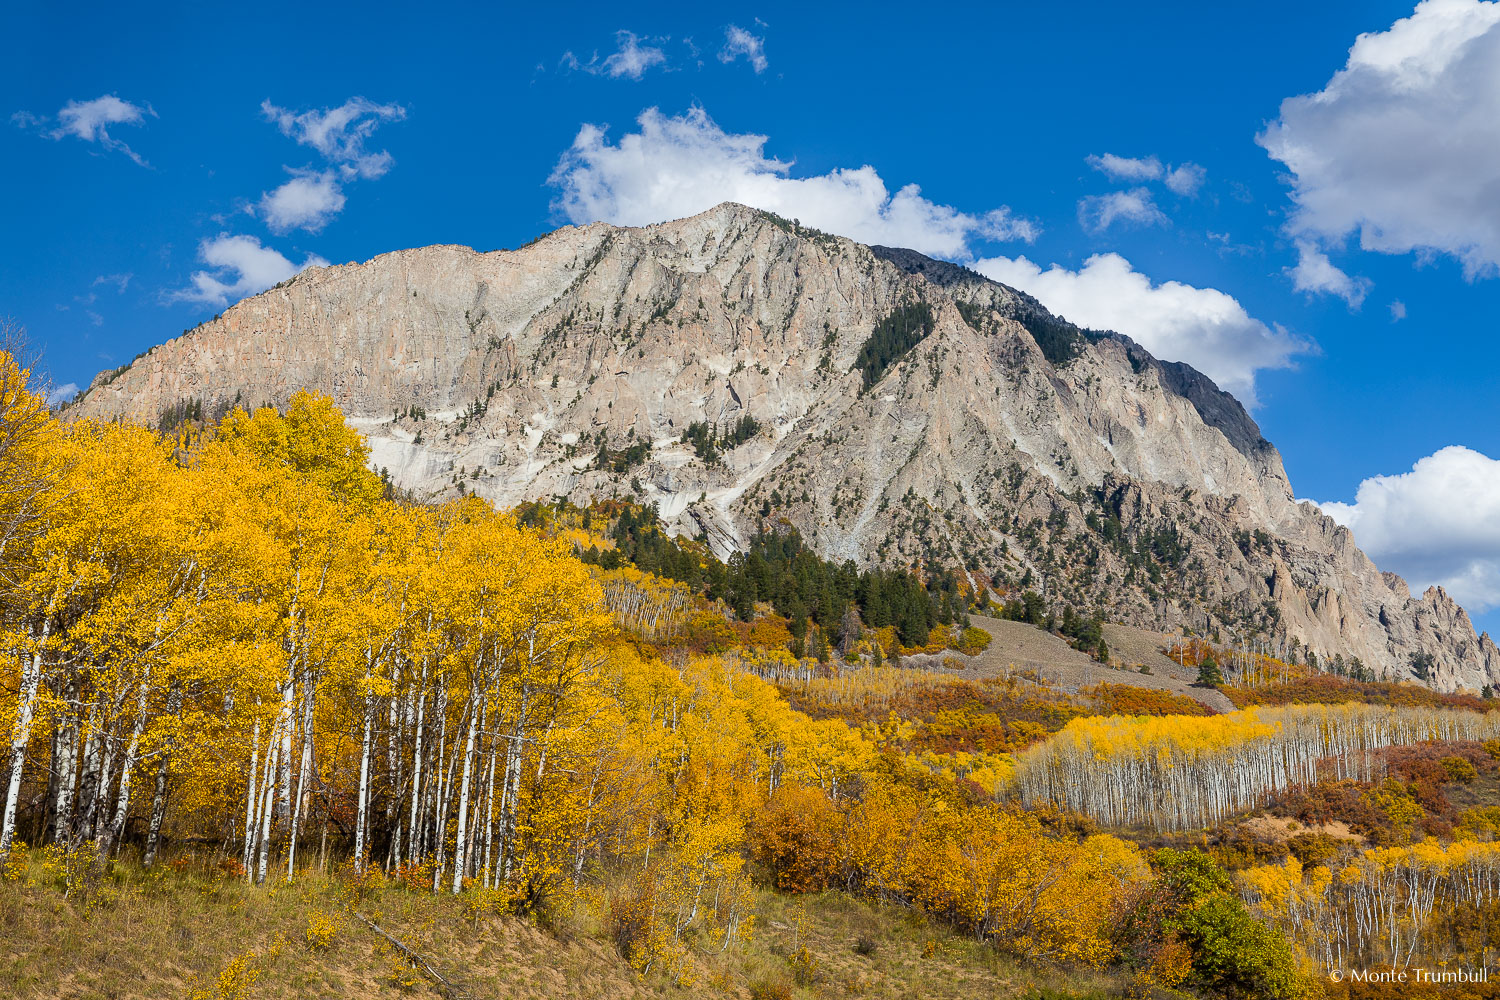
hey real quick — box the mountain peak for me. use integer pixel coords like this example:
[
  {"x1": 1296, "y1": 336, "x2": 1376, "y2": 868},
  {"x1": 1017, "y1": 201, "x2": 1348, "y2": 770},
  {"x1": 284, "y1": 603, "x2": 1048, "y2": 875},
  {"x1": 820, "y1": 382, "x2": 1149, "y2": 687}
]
[{"x1": 68, "y1": 214, "x2": 1500, "y2": 691}]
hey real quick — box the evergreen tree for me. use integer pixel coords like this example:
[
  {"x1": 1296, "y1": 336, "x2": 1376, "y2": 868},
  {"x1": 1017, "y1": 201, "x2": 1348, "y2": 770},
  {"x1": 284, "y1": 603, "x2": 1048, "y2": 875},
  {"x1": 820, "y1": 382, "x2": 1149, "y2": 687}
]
[{"x1": 1194, "y1": 652, "x2": 1224, "y2": 688}]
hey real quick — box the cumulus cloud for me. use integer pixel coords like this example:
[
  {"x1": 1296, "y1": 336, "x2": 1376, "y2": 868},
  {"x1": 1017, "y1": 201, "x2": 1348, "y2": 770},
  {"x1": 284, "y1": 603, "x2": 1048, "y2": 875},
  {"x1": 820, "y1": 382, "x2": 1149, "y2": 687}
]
[
  {"x1": 1318, "y1": 445, "x2": 1500, "y2": 612},
  {"x1": 1165, "y1": 163, "x2": 1207, "y2": 196},
  {"x1": 261, "y1": 97, "x2": 406, "y2": 180},
  {"x1": 171, "y1": 234, "x2": 327, "y2": 307},
  {"x1": 1087, "y1": 153, "x2": 1163, "y2": 182},
  {"x1": 260, "y1": 169, "x2": 346, "y2": 233},
  {"x1": 1390, "y1": 299, "x2": 1408, "y2": 321},
  {"x1": 16, "y1": 94, "x2": 157, "y2": 165},
  {"x1": 1077, "y1": 187, "x2": 1168, "y2": 232},
  {"x1": 1289, "y1": 241, "x2": 1372, "y2": 306},
  {"x1": 973, "y1": 252, "x2": 1309, "y2": 405},
  {"x1": 548, "y1": 106, "x2": 1038, "y2": 259},
  {"x1": 1259, "y1": 0, "x2": 1500, "y2": 279},
  {"x1": 255, "y1": 97, "x2": 404, "y2": 232},
  {"x1": 719, "y1": 25, "x2": 768, "y2": 72},
  {"x1": 1087, "y1": 153, "x2": 1205, "y2": 197}
]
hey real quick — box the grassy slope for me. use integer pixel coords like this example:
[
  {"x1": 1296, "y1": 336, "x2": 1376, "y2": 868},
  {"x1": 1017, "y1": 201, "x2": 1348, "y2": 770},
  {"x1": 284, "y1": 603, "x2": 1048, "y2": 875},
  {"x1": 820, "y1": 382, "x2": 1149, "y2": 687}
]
[{"x1": 0, "y1": 851, "x2": 1123, "y2": 1000}]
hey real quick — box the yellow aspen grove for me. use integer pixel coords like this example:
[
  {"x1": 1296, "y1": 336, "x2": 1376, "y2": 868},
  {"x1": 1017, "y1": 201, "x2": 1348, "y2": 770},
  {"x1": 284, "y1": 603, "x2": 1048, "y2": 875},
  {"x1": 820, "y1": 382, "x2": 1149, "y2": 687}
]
[
  {"x1": 0, "y1": 380, "x2": 1418, "y2": 996},
  {"x1": 1015, "y1": 704, "x2": 1500, "y2": 830},
  {"x1": 1240, "y1": 840, "x2": 1500, "y2": 971}
]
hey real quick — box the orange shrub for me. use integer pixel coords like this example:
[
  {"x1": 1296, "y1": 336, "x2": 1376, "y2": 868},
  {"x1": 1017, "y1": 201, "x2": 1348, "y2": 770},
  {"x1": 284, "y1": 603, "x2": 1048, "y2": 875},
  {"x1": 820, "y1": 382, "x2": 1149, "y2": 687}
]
[
  {"x1": 749, "y1": 784, "x2": 844, "y2": 893},
  {"x1": 1084, "y1": 683, "x2": 1213, "y2": 717}
]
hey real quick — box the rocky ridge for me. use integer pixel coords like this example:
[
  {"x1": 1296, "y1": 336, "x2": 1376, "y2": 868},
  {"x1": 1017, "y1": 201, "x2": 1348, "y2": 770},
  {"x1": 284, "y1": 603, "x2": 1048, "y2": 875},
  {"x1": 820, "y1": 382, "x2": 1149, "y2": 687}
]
[{"x1": 72, "y1": 203, "x2": 1500, "y2": 691}]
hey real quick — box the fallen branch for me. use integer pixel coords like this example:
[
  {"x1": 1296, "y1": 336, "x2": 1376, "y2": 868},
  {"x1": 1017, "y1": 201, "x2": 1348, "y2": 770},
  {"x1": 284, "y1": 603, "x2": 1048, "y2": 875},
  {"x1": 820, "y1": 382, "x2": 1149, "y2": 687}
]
[{"x1": 355, "y1": 912, "x2": 470, "y2": 999}]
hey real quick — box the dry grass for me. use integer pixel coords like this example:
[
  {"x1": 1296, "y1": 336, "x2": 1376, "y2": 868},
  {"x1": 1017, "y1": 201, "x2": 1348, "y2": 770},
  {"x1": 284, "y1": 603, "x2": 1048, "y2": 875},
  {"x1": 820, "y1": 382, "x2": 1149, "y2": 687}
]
[{"x1": 0, "y1": 847, "x2": 1125, "y2": 1000}]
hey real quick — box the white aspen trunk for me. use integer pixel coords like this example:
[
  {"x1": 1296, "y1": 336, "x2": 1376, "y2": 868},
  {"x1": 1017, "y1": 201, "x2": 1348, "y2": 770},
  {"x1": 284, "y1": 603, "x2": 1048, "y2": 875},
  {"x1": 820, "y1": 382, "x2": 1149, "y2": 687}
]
[
  {"x1": 50, "y1": 674, "x2": 79, "y2": 846},
  {"x1": 481, "y1": 740, "x2": 498, "y2": 888},
  {"x1": 276, "y1": 677, "x2": 294, "y2": 823},
  {"x1": 499, "y1": 729, "x2": 524, "y2": 879},
  {"x1": 141, "y1": 678, "x2": 180, "y2": 867},
  {"x1": 0, "y1": 621, "x2": 49, "y2": 860},
  {"x1": 255, "y1": 716, "x2": 282, "y2": 884},
  {"x1": 100, "y1": 672, "x2": 150, "y2": 858},
  {"x1": 241, "y1": 715, "x2": 261, "y2": 872},
  {"x1": 286, "y1": 669, "x2": 317, "y2": 879},
  {"x1": 353, "y1": 666, "x2": 375, "y2": 871},
  {"x1": 143, "y1": 763, "x2": 170, "y2": 867},
  {"x1": 405, "y1": 677, "x2": 426, "y2": 867},
  {"x1": 451, "y1": 696, "x2": 480, "y2": 894},
  {"x1": 428, "y1": 683, "x2": 451, "y2": 892},
  {"x1": 384, "y1": 682, "x2": 401, "y2": 871},
  {"x1": 278, "y1": 566, "x2": 302, "y2": 824}
]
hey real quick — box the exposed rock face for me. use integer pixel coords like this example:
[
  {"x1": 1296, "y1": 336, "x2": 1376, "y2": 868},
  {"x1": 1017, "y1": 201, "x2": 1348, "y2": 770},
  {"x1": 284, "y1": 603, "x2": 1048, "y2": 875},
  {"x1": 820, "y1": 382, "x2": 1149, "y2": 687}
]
[{"x1": 72, "y1": 203, "x2": 1500, "y2": 691}]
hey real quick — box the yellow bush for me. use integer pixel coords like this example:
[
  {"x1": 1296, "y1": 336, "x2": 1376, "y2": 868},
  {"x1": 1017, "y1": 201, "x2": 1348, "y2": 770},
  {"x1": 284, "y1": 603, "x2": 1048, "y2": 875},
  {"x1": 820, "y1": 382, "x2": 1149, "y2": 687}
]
[
  {"x1": 188, "y1": 952, "x2": 259, "y2": 1000},
  {"x1": 305, "y1": 911, "x2": 336, "y2": 951}
]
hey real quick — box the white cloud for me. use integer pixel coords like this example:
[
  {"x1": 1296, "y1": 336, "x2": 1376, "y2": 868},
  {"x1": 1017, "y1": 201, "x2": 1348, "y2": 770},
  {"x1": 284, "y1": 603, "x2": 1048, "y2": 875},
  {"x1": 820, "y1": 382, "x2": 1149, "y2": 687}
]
[
  {"x1": 1165, "y1": 163, "x2": 1207, "y2": 196},
  {"x1": 47, "y1": 383, "x2": 79, "y2": 407},
  {"x1": 604, "y1": 31, "x2": 667, "y2": 79},
  {"x1": 171, "y1": 234, "x2": 328, "y2": 307},
  {"x1": 31, "y1": 94, "x2": 156, "y2": 166},
  {"x1": 92, "y1": 272, "x2": 132, "y2": 293},
  {"x1": 1259, "y1": 0, "x2": 1500, "y2": 279},
  {"x1": 1077, "y1": 187, "x2": 1167, "y2": 232},
  {"x1": 1087, "y1": 153, "x2": 1163, "y2": 182},
  {"x1": 561, "y1": 31, "x2": 669, "y2": 80},
  {"x1": 719, "y1": 25, "x2": 768, "y2": 72},
  {"x1": 1390, "y1": 299, "x2": 1408, "y2": 321},
  {"x1": 548, "y1": 106, "x2": 1038, "y2": 259},
  {"x1": 260, "y1": 97, "x2": 406, "y2": 180},
  {"x1": 1319, "y1": 445, "x2": 1500, "y2": 612},
  {"x1": 260, "y1": 169, "x2": 346, "y2": 233},
  {"x1": 1289, "y1": 240, "x2": 1372, "y2": 306},
  {"x1": 973, "y1": 252, "x2": 1309, "y2": 405},
  {"x1": 1087, "y1": 154, "x2": 1204, "y2": 196}
]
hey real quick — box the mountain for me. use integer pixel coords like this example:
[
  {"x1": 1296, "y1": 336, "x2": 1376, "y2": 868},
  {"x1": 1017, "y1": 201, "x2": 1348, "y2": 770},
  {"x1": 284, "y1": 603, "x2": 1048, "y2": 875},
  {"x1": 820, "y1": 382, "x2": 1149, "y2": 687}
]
[{"x1": 70, "y1": 203, "x2": 1500, "y2": 691}]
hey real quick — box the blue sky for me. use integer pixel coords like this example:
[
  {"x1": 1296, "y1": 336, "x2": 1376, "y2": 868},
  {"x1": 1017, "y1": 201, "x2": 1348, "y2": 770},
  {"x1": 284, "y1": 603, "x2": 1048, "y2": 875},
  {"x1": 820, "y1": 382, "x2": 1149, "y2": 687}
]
[{"x1": 6, "y1": 1, "x2": 1500, "y2": 631}]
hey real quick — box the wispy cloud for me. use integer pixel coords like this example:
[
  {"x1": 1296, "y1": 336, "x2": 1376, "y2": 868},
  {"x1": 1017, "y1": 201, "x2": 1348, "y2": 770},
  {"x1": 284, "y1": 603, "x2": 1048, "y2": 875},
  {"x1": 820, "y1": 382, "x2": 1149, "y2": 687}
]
[
  {"x1": 719, "y1": 24, "x2": 768, "y2": 72},
  {"x1": 257, "y1": 97, "x2": 405, "y2": 232},
  {"x1": 561, "y1": 30, "x2": 669, "y2": 80},
  {"x1": 92, "y1": 272, "x2": 133, "y2": 293},
  {"x1": 13, "y1": 94, "x2": 156, "y2": 166},
  {"x1": 260, "y1": 97, "x2": 406, "y2": 180}
]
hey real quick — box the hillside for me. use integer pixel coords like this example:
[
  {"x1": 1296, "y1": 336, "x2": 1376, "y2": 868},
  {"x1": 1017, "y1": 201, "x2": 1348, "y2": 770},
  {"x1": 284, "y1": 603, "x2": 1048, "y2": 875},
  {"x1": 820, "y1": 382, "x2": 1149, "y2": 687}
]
[{"x1": 69, "y1": 202, "x2": 1500, "y2": 690}]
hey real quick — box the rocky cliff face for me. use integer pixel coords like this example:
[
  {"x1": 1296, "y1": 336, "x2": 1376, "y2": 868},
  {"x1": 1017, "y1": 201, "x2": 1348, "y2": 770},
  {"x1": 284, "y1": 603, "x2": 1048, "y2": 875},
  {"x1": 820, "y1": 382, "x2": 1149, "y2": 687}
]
[{"x1": 72, "y1": 203, "x2": 1500, "y2": 691}]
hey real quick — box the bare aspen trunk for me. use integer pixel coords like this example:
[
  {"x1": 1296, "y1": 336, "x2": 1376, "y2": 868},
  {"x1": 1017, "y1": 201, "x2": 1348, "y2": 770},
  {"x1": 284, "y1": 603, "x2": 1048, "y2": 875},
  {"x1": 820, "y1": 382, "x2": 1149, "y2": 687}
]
[
  {"x1": 241, "y1": 715, "x2": 261, "y2": 872},
  {"x1": 143, "y1": 681, "x2": 183, "y2": 867},
  {"x1": 428, "y1": 683, "x2": 450, "y2": 892},
  {"x1": 405, "y1": 667, "x2": 427, "y2": 868},
  {"x1": 276, "y1": 677, "x2": 294, "y2": 824},
  {"x1": 286, "y1": 670, "x2": 317, "y2": 879},
  {"x1": 481, "y1": 742, "x2": 498, "y2": 888},
  {"x1": 353, "y1": 667, "x2": 375, "y2": 871},
  {"x1": 0, "y1": 622, "x2": 49, "y2": 861},
  {"x1": 50, "y1": 674, "x2": 80, "y2": 846},
  {"x1": 99, "y1": 667, "x2": 152, "y2": 858},
  {"x1": 384, "y1": 681, "x2": 401, "y2": 870},
  {"x1": 451, "y1": 696, "x2": 480, "y2": 894},
  {"x1": 255, "y1": 717, "x2": 282, "y2": 884},
  {"x1": 143, "y1": 762, "x2": 170, "y2": 867}
]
